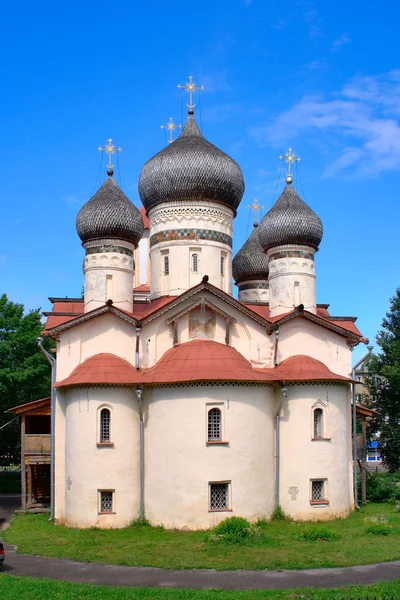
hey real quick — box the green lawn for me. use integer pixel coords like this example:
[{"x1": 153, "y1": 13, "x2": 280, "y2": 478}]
[
  {"x1": 3, "y1": 503, "x2": 400, "y2": 571},
  {"x1": 1, "y1": 575, "x2": 400, "y2": 600}
]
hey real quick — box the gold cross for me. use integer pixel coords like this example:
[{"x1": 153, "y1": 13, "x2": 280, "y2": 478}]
[
  {"x1": 247, "y1": 198, "x2": 264, "y2": 226},
  {"x1": 279, "y1": 148, "x2": 300, "y2": 184},
  {"x1": 177, "y1": 75, "x2": 204, "y2": 113},
  {"x1": 160, "y1": 117, "x2": 182, "y2": 143},
  {"x1": 98, "y1": 138, "x2": 122, "y2": 176}
]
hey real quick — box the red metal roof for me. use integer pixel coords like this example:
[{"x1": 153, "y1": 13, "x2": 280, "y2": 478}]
[
  {"x1": 55, "y1": 353, "x2": 143, "y2": 387},
  {"x1": 142, "y1": 340, "x2": 275, "y2": 384},
  {"x1": 140, "y1": 205, "x2": 149, "y2": 229},
  {"x1": 272, "y1": 355, "x2": 352, "y2": 382},
  {"x1": 133, "y1": 284, "x2": 151, "y2": 293}
]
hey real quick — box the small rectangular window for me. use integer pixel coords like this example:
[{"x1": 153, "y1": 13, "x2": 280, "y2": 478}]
[
  {"x1": 99, "y1": 490, "x2": 114, "y2": 513},
  {"x1": 220, "y1": 256, "x2": 225, "y2": 276},
  {"x1": 164, "y1": 255, "x2": 169, "y2": 275},
  {"x1": 310, "y1": 479, "x2": 328, "y2": 504},
  {"x1": 209, "y1": 482, "x2": 230, "y2": 511}
]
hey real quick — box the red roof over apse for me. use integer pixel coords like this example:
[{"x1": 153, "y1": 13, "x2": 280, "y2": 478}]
[
  {"x1": 272, "y1": 355, "x2": 352, "y2": 382},
  {"x1": 142, "y1": 339, "x2": 275, "y2": 384},
  {"x1": 140, "y1": 205, "x2": 150, "y2": 229},
  {"x1": 55, "y1": 353, "x2": 143, "y2": 387}
]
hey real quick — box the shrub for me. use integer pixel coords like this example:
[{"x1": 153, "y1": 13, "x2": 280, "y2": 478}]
[
  {"x1": 362, "y1": 472, "x2": 400, "y2": 503},
  {"x1": 212, "y1": 516, "x2": 251, "y2": 544},
  {"x1": 270, "y1": 505, "x2": 292, "y2": 521},
  {"x1": 364, "y1": 514, "x2": 392, "y2": 536},
  {"x1": 297, "y1": 526, "x2": 340, "y2": 542}
]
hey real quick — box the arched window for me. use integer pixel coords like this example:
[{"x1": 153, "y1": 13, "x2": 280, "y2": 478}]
[
  {"x1": 192, "y1": 253, "x2": 199, "y2": 273},
  {"x1": 164, "y1": 255, "x2": 169, "y2": 275},
  {"x1": 220, "y1": 256, "x2": 225, "y2": 276},
  {"x1": 208, "y1": 408, "x2": 221, "y2": 441},
  {"x1": 313, "y1": 408, "x2": 323, "y2": 439},
  {"x1": 100, "y1": 408, "x2": 111, "y2": 443}
]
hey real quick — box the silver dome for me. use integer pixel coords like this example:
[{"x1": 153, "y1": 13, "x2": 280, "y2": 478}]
[
  {"x1": 76, "y1": 177, "x2": 144, "y2": 247},
  {"x1": 138, "y1": 116, "x2": 245, "y2": 213},
  {"x1": 232, "y1": 224, "x2": 269, "y2": 284},
  {"x1": 258, "y1": 184, "x2": 323, "y2": 252}
]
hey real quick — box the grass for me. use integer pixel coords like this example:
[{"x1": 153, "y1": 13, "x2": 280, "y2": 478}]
[
  {"x1": 3, "y1": 503, "x2": 400, "y2": 571},
  {"x1": 0, "y1": 471, "x2": 21, "y2": 494},
  {"x1": 1, "y1": 576, "x2": 400, "y2": 600}
]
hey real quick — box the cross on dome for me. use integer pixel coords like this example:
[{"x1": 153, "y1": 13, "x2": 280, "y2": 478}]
[
  {"x1": 161, "y1": 117, "x2": 182, "y2": 143},
  {"x1": 279, "y1": 148, "x2": 300, "y2": 185},
  {"x1": 247, "y1": 198, "x2": 264, "y2": 227},
  {"x1": 98, "y1": 138, "x2": 122, "y2": 177},
  {"x1": 177, "y1": 75, "x2": 204, "y2": 114}
]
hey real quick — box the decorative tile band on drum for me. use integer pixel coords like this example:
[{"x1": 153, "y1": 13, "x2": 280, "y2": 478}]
[
  {"x1": 86, "y1": 245, "x2": 134, "y2": 257},
  {"x1": 150, "y1": 229, "x2": 233, "y2": 248},
  {"x1": 238, "y1": 282, "x2": 269, "y2": 291},
  {"x1": 269, "y1": 249, "x2": 314, "y2": 261}
]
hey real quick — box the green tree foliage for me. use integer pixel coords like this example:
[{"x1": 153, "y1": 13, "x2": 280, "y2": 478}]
[
  {"x1": 365, "y1": 288, "x2": 400, "y2": 473},
  {"x1": 0, "y1": 294, "x2": 51, "y2": 465}
]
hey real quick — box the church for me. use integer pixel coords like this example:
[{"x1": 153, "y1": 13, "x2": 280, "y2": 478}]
[{"x1": 40, "y1": 79, "x2": 367, "y2": 529}]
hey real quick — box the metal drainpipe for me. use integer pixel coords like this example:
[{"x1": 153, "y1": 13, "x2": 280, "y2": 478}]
[
  {"x1": 351, "y1": 345, "x2": 373, "y2": 510},
  {"x1": 136, "y1": 385, "x2": 145, "y2": 521},
  {"x1": 135, "y1": 322, "x2": 141, "y2": 370},
  {"x1": 275, "y1": 385, "x2": 287, "y2": 508},
  {"x1": 273, "y1": 327, "x2": 280, "y2": 366},
  {"x1": 37, "y1": 337, "x2": 56, "y2": 521}
]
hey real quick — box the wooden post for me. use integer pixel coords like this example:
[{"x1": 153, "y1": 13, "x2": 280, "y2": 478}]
[
  {"x1": 361, "y1": 416, "x2": 367, "y2": 504},
  {"x1": 21, "y1": 415, "x2": 26, "y2": 511},
  {"x1": 27, "y1": 464, "x2": 32, "y2": 509}
]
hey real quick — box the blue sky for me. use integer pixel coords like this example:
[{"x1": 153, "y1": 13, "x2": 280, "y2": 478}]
[{"x1": 2, "y1": 0, "x2": 398, "y2": 362}]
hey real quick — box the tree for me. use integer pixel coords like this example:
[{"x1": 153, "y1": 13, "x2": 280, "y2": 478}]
[
  {"x1": 0, "y1": 294, "x2": 51, "y2": 465},
  {"x1": 365, "y1": 288, "x2": 400, "y2": 473}
]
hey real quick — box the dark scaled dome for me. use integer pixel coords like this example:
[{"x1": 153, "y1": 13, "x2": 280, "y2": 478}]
[
  {"x1": 258, "y1": 184, "x2": 323, "y2": 252},
  {"x1": 232, "y1": 223, "x2": 269, "y2": 284},
  {"x1": 76, "y1": 177, "x2": 144, "y2": 247},
  {"x1": 138, "y1": 116, "x2": 245, "y2": 213}
]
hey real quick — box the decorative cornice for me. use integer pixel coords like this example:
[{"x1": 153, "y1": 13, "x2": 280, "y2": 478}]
[{"x1": 150, "y1": 229, "x2": 232, "y2": 248}]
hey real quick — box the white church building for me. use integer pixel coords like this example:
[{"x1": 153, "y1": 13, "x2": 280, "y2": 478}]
[{"x1": 41, "y1": 98, "x2": 367, "y2": 529}]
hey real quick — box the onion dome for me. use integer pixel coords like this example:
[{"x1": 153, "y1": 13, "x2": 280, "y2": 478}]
[
  {"x1": 76, "y1": 176, "x2": 144, "y2": 247},
  {"x1": 138, "y1": 116, "x2": 245, "y2": 213},
  {"x1": 232, "y1": 223, "x2": 269, "y2": 284},
  {"x1": 258, "y1": 184, "x2": 323, "y2": 252}
]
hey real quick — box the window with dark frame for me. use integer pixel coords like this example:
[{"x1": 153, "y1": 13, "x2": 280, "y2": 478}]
[
  {"x1": 99, "y1": 490, "x2": 113, "y2": 513},
  {"x1": 164, "y1": 255, "x2": 169, "y2": 275},
  {"x1": 210, "y1": 483, "x2": 229, "y2": 510},
  {"x1": 192, "y1": 253, "x2": 199, "y2": 272},
  {"x1": 207, "y1": 408, "x2": 221, "y2": 441},
  {"x1": 100, "y1": 408, "x2": 111, "y2": 443},
  {"x1": 311, "y1": 480, "x2": 325, "y2": 501},
  {"x1": 313, "y1": 408, "x2": 323, "y2": 438}
]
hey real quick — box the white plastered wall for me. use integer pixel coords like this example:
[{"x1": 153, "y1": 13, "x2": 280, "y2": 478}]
[
  {"x1": 83, "y1": 238, "x2": 136, "y2": 313},
  {"x1": 143, "y1": 385, "x2": 276, "y2": 529},
  {"x1": 64, "y1": 386, "x2": 140, "y2": 528},
  {"x1": 278, "y1": 383, "x2": 352, "y2": 520},
  {"x1": 277, "y1": 318, "x2": 352, "y2": 377},
  {"x1": 56, "y1": 314, "x2": 137, "y2": 381},
  {"x1": 238, "y1": 280, "x2": 269, "y2": 304},
  {"x1": 148, "y1": 200, "x2": 234, "y2": 297},
  {"x1": 267, "y1": 244, "x2": 317, "y2": 317}
]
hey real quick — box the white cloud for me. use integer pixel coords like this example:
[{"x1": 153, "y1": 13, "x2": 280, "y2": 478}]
[
  {"x1": 250, "y1": 71, "x2": 400, "y2": 178},
  {"x1": 331, "y1": 33, "x2": 351, "y2": 50}
]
